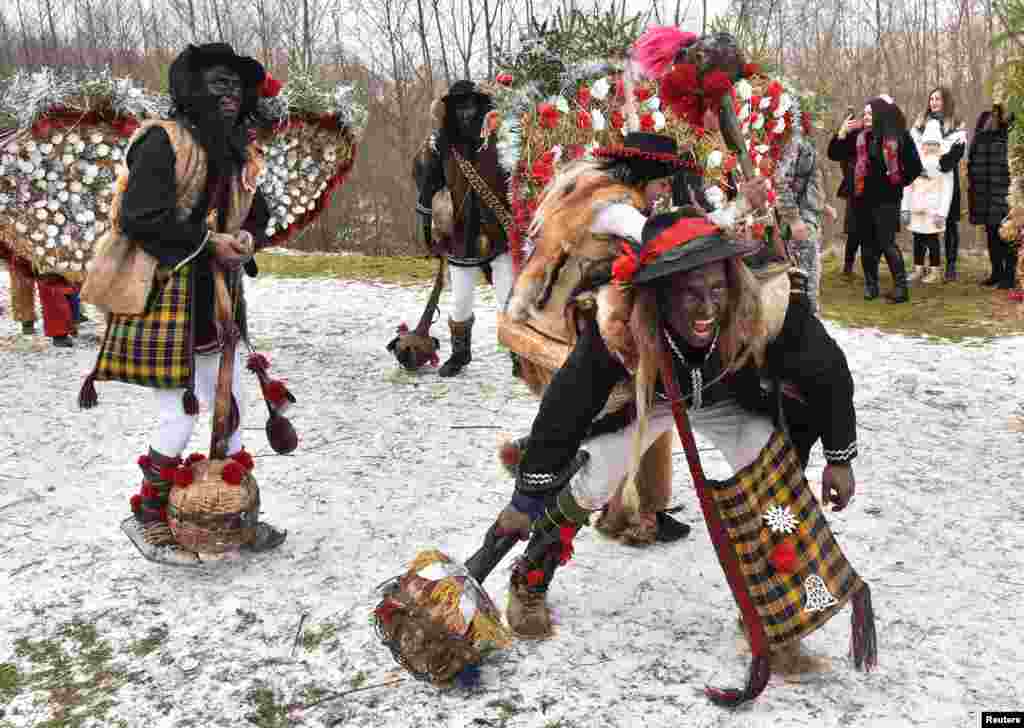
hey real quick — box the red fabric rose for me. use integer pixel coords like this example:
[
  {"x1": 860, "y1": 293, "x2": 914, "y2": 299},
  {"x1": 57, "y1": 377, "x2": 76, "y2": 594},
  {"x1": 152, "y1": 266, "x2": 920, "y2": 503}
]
[
  {"x1": 130, "y1": 494, "x2": 142, "y2": 513},
  {"x1": 701, "y1": 70, "x2": 733, "y2": 101},
  {"x1": 265, "y1": 380, "x2": 289, "y2": 405},
  {"x1": 752, "y1": 223, "x2": 766, "y2": 239},
  {"x1": 766, "y1": 80, "x2": 784, "y2": 98},
  {"x1": 635, "y1": 86, "x2": 652, "y2": 102},
  {"x1": 531, "y1": 159, "x2": 554, "y2": 185},
  {"x1": 577, "y1": 85, "x2": 591, "y2": 107},
  {"x1": 537, "y1": 102, "x2": 561, "y2": 129},
  {"x1": 526, "y1": 569, "x2": 546, "y2": 587},
  {"x1": 610, "y1": 110, "x2": 625, "y2": 130},
  {"x1": 222, "y1": 461, "x2": 246, "y2": 486},
  {"x1": 640, "y1": 113, "x2": 656, "y2": 131},
  {"x1": 496, "y1": 72, "x2": 513, "y2": 86},
  {"x1": 750, "y1": 94, "x2": 762, "y2": 110},
  {"x1": 660, "y1": 63, "x2": 699, "y2": 109},
  {"x1": 259, "y1": 74, "x2": 283, "y2": 98},
  {"x1": 742, "y1": 63, "x2": 762, "y2": 78},
  {"x1": 723, "y1": 154, "x2": 738, "y2": 173},
  {"x1": 769, "y1": 541, "x2": 798, "y2": 573},
  {"x1": 576, "y1": 110, "x2": 592, "y2": 130},
  {"x1": 232, "y1": 450, "x2": 255, "y2": 471},
  {"x1": 173, "y1": 467, "x2": 193, "y2": 487}
]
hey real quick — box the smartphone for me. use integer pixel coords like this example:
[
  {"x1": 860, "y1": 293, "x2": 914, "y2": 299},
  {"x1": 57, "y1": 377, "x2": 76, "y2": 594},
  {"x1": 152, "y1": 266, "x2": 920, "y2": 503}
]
[{"x1": 846, "y1": 107, "x2": 863, "y2": 130}]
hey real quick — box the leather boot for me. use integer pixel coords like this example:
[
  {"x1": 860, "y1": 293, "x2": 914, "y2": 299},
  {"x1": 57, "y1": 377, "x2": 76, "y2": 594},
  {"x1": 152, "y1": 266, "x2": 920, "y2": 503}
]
[
  {"x1": 908, "y1": 265, "x2": 924, "y2": 283},
  {"x1": 999, "y1": 248, "x2": 1018, "y2": 290},
  {"x1": 464, "y1": 508, "x2": 530, "y2": 584},
  {"x1": 862, "y1": 253, "x2": 880, "y2": 300},
  {"x1": 883, "y1": 245, "x2": 909, "y2": 303},
  {"x1": 21, "y1": 321, "x2": 35, "y2": 335},
  {"x1": 439, "y1": 315, "x2": 473, "y2": 377}
]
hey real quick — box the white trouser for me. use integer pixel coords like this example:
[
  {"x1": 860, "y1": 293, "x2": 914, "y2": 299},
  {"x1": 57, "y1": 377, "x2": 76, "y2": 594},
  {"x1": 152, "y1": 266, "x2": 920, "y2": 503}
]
[
  {"x1": 570, "y1": 399, "x2": 776, "y2": 510},
  {"x1": 449, "y1": 252, "x2": 515, "y2": 322},
  {"x1": 152, "y1": 350, "x2": 245, "y2": 457}
]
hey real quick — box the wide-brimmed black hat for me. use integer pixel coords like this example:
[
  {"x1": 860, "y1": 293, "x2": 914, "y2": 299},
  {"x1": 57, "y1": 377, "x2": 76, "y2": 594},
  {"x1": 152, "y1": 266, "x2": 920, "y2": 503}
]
[
  {"x1": 442, "y1": 80, "x2": 490, "y2": 104},
  {"x1": 612, "y1": 210, "x2": 761, "y2": 286},
  {"x1": 594, "y1": 132, "x2": 697, "y2": 183},
  {"x1": 169, "y1": 43, "x2": 267, "y2": 120}
]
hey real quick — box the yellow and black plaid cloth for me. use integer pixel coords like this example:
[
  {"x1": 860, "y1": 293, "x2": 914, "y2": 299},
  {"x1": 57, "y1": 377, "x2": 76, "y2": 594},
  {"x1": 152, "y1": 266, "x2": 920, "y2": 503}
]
[
  {"x1": 710, "y1": 429, "x2": 864, "y2": 648},
  {"x1": 93, "y1": 265, "x2": 193, "y2": 389}
]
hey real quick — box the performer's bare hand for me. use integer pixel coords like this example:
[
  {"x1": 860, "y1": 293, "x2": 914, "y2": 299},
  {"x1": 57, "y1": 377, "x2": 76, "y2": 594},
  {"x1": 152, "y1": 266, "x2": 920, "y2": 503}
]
[
  {"x1": 210, "y1": 232, "x2": 252, "y2": 269},
  {"x1": 738, "y1": 177, "x2": 770, "y2": 211},
  {"x1": 822, "y1": 463, "x2": 855, "y2": 512}
]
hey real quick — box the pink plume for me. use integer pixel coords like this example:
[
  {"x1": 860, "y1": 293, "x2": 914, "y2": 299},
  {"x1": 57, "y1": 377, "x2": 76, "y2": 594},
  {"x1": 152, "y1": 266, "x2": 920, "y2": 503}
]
[{"x1": 631, "y1": 26, "x2": 698, "y2": 79}]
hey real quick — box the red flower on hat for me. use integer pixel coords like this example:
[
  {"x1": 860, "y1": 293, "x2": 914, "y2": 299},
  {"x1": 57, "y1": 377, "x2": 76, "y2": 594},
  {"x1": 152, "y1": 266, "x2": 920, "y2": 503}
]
[
  {"x1": 661, "y1": 63, "x2": 699, "y2": 109},
  {"x1": 701, "y1": 70, "x2": 733, "y2": 101},
  {"x1": 526, "y1": 569, "x2": 546, "y2": 587},
  {"x1": 577, "y1": 85, "x2": 591, "y2": 107},
  {"x1": 750, "y1": 94, "x2": 762, "y2": 110},
  {"x1": 752, "y1": 223, "x2": 766, "y2": 239},
  {"x1": 566, "y1": 144, "x2": 585, "y2": 160},
  {"x1": 766, "y1": 80, "x2": 784, "y2": 98},
  {"x1": 769, "y1": 540, "x2": 798, "y2": 573},
  {"x1": 612, "y1": 246, "x2": 639, "y2": 283},
  {"x1": 576, "y1": 110, "x2": 592, "y2": 130},
  {"x1": 639, "y1": 113, "x2": 656, "y2": 131},
  {"x1": 537, "y1": 102, "x2": 560, "y2": 129},
  {"x1": 558, "y1": 526, "x2": 576, "y2": 565},
  {"x1": 635, "y1": 86, "x2": 653, "y2": 103},
  {"x1": 610, "y1": 110, "x2": 625, "y2": 130},
  {"x1": 742, "y1": 63, "x2": 762, "y2": 78},
  {"x1": 531, "y1": 158, "x2": 555, "y2": 186},
  {"x1": 260, "y1": 74, "x2": 283, "y2": 98},
  {"x1": 496, "y1": 72, "x2": 513, "y2": 86},
  {"x1": 723, "y1": 154, "x2": 737, "y2": 173},
  {"x1": 232, "y1": 449, "x2": 255, "y2": 471}
]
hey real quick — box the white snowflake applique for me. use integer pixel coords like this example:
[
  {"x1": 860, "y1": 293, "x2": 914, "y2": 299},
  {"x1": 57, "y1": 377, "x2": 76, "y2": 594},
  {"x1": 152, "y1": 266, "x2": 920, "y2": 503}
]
[
  {"x1": 803, "y1": 575, "x2": 839, "y2": 613},
  {"x1": 763, "y1": 504, "x2": 799, "y2": 534}
]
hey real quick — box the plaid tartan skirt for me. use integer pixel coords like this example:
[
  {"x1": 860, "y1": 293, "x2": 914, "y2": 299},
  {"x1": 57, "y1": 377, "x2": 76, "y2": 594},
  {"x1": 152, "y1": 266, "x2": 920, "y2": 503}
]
[
  {"x1": 93, "y1": 265, "x2": 194, "y2": 389},
  {"x1": 710, "y1": 428, "x2": 864, "y2": 648}
]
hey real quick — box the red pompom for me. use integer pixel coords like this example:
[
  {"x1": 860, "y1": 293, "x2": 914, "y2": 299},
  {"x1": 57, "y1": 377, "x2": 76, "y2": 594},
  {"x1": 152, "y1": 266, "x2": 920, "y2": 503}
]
[
  {"x1": 634, "y1": 86, "x2": 653, "y2": 102},
  {"x1": 752, "y1": 223, "x2": 766, "y2": 239},
  {"x1": 558, "y1": 525, "x2": 576, "y2": 565},
  {"x1": 723, "y1": 154, "x2": 737, "y2": 173},
  {"x1": 610, "y1": 110, "x2": 625, "y2": 130},
  {"x1": 766, "y1": 80, "x2": 784, "y2": 98},
  {"x1": 566, "y1": 144, "x2": 585, "y2": 160},
  {"x1": 396, "y1": 322, "x2": 410, "y2": 334},
  {"x1": 265, "y1": 380, "x2": 289, "y2": 404},
  {"x1": 576, "y1": 110, "x2": 592, "y2": 130},
  {"x1": 260, "y1": 75, "x2": 283, "y2": 98},
  {"x1": 137, "y1": 454, "x2": 152, "y2": 470},
  {"x1": 129, "y1": 494, "x2": 142, "y2": 513},
  {"x1": 742, "y1": 63, "x2": 762, "y2": 78},
  {"x1": 639, "y1": 113, "x2": 656, "y2": 131},
  {"x1": 186, "y1": 453, "x2": 207, "y2": 465},
  {"x1": 612, "y1": 245, "x2": 640, "y2": 283},
  {"x1": 537, "y1": 103, "x2": 560, "y2": 129},
  {"x1": 159, "y1": 466, "x2": 177, "y2": 482},
  {"x1": 247, "y1": 353, "x2": 271, "y2": 373},
  {"x1": 232, "y1": 449, "x2": 255, "y2": 471},
  {"x1": 374, "y1": 598, "x2": 403, "y2": 624},
  {"x1": 498, "y1": 440, "x2": 522, "y2": 467},
  {"x1": 526, "y1": 569, "x2": 546, "y2": 587},
  {"x1": 222, "y1": 461, "x2": 245, "y2": 486},
  {"x1": 496, "y1": 72, "x2": 513, "y2": 86},
  {"x1": 577, "y1": 85, "x2": 591, "y2": 107},
  {"x1": 769, "y1": 541, "x2": 798, "y2": 573},
  {"x1": 660, "y1": 64, "x2": 699, "y2": 110},
  {"x1": 173, "y1": 468, "x2": 193, "y2": 487},
  {"x1": 701, "y1": 70, "x2": 733, "y2": 101}
]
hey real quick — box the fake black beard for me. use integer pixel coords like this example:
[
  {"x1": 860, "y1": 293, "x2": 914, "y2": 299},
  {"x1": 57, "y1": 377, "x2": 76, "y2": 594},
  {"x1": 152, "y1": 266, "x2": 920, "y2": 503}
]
[{"x1": 179, "y1": 93, "x2": 248, "y2": 180}]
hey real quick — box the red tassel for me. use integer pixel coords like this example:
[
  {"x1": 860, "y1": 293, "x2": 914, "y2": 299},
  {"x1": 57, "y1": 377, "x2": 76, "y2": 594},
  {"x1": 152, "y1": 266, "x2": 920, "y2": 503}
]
[
  {"x1": 374, "y1": 598, "x2": 402, "y2": 625},
  {"x1": 129, "y1": 494, "x2": 142, "y2": 513},
  {"x1": 557, "y1": 526, "x2": 576, "y2": 565},
  {"x1": 183, "y1": 390, "x2": 199, "y2": 415},
  {"x1": 526, "y1": 569, "x2": 546, "y2": 587},
  {"x1": 222, "y1": 461, "x2": 245, "y2": 485},
  {"x1": 704, "y1": 653, "x2": 771, "y2": 706},
  {"x1": 498, "y1": 440, "x2": 522, "y2": 467},
  {"x1": 158, "y1": 466, "x2": 177, "y2": 482},
  {"x1": 851, "y1": 583, "x2": 877, "y2": 671},
  {"x1": 78, "y1": 374, "x2": 98, "y2": 409}
]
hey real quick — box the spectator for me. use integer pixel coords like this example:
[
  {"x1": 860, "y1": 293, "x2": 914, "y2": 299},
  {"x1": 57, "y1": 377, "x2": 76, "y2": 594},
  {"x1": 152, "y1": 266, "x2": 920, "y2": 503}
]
[
  {"x1": 903, "y1": 120, "x2": 954, "y2": 283},
  {"x1": 828, "y1": 96, "x2": 923, "y2": 303},
  {"x1": 5, "y1": 254, "x2": 77, "y2": 346},
  {"x1": 968, "y1": 104, "x2": 1014, "y2": 288},
  {"x1": 913, "y1": 87, "x2": 967, "y2": 282},
  {"x1": 837, "y1": 157, "x2": 860, "y2": 279}
]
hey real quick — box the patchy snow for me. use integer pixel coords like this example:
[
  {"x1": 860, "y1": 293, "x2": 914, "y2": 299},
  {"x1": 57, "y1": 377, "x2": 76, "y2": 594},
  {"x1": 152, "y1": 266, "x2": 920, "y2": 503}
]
[{"x1": 1, "y1": 271, "x2": 1022, "y2": 727}]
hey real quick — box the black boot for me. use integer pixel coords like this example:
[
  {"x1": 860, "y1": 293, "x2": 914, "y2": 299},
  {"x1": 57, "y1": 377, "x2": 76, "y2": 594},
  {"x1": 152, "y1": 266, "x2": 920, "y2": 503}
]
[
  {"x1": 883, "y1": 245, "x2": 909, "y2": 303},
  {"x1": 439, "y1": 315, "x2": 473, "y2": 377},
  {"x1": 944, "y1": 223, "x2": 959, "y2": 282},
  {"x1": 983, "y1": 229, "x2": 1000, "y2": 285},
  {"x1": 464, "y1": 513, "x2": 529, "y2": 585},
  {"x1": 51, "y1": 335, "x2": 73, "y2": 348},
  {"x1": 862, "y1": 252, "x2": 880, "y2": 300},
  {"x1": 21, "y1": 321, "x2": 35, "y2": 335},
  {"x1": 998, "y1": 247, "x2": 1018, "y2": 290}
]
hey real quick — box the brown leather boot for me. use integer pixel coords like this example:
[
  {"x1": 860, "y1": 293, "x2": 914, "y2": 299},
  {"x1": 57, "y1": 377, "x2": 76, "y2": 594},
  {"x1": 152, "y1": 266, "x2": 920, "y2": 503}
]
[
  {"x1": 439, "y1": 315, "x2": 473, "y2": 377},
  {"x1": 507, "y1": 564, "x2": 555, "y2": 638}
]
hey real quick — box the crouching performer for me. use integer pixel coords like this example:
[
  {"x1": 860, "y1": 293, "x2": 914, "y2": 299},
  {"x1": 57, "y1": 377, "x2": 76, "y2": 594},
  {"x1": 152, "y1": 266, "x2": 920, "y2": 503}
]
[{"x1": 467, "y1": 208, "x2": 876, "y2": 705}]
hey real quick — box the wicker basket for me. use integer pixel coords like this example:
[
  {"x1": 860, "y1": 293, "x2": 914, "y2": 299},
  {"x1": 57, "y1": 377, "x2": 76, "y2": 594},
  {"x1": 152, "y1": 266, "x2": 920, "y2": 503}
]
[{"x1": 168, "y1": 458, "x2": 259, "y2": 553}]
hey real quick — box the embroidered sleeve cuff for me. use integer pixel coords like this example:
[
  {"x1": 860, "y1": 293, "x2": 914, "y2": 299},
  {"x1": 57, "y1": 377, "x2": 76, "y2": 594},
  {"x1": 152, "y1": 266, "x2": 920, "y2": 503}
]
[
  {"x1": 416, "y1": 203, "x2": 433, "y2": 216},
  {"x1": 823, "y1": 442, "x2": 857, "y2": 463},
  {"x1": 516, "y1": 450, "x2": 590, "y2": 496}
]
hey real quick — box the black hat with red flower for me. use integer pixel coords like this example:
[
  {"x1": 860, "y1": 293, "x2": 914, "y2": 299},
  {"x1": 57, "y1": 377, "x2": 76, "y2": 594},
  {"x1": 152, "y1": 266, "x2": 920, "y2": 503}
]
[
  {"x1": 611, "y1": 209, "x2": 761, "y2": 286},
  {"x1": 169, "y1": 43, "x2": 282, "y2": 121},
  {"x1": 593, "y1": 132, "x2": 697, "y2": 184}
]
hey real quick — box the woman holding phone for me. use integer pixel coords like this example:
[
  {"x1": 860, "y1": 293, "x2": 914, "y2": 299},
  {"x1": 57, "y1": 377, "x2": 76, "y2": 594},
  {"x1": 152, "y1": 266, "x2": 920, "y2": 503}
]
[{"x1": 828, "y1": 97, "x2": 923, "y2": 303}]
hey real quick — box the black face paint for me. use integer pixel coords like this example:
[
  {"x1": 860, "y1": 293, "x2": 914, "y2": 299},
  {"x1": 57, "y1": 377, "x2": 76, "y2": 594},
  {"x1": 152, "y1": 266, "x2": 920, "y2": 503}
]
[
  {"x1": 452, "y1": 98, "x2": 482, "y2": 141},
  {"x1": 664, "y1": 262, "x2": 729, "y2": 350},
  {"x1": 201, "y1": 65, "x2": 243, "y2": 125}
]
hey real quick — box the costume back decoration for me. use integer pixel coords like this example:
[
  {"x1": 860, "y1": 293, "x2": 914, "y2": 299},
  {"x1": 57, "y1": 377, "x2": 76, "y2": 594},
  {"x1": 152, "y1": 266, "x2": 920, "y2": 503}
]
[
  {"x1": 374, "y1": 550, "x2": 512, "y2": 686},
  {"x1": 0, "y1": 65, "x2": 367, "y2": 282}
]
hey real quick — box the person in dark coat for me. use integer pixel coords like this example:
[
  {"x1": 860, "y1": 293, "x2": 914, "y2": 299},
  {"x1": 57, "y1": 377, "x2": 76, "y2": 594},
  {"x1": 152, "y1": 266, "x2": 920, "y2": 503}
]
[
  {"x1": 837, "y1": 157, "x2": 859, "y2": 278},
  {"x1": 828, "y1": 96, "x2": 923, "y2": 303},
  {"x1": 913, "y1": 87, "x2": 967, "y2": 282},
  {"x1": 968, "y1": 104, "x2": 1014, "y2": 288}
]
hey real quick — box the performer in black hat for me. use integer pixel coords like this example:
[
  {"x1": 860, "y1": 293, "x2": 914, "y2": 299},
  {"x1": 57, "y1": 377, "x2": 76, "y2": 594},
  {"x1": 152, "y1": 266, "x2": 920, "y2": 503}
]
[{"x1": 80, "y1": 43, "x2": 287, "y2": 564}]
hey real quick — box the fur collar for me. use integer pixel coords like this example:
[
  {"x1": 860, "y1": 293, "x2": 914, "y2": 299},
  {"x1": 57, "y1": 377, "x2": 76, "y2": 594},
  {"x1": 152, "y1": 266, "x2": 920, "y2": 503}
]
[{"x1": 913, "y1": 112, "x2": 964, "y2": 137}]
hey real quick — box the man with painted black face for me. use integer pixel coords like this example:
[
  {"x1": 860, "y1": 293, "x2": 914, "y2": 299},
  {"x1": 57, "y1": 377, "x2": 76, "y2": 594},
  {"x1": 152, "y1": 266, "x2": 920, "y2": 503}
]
[
  {"x1": 414, "y1": 80, "x2": 514, "y2": 377},
  {"x1": 464, "y1": 209, "x2": 858, "y2": 637},
  {"x1": 80, "y1": 43, "x2": 286, "y2": 564}
]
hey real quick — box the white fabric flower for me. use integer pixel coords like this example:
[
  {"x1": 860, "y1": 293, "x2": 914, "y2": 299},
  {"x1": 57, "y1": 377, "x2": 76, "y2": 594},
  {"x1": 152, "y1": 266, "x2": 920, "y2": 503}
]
[
  {"x1": 40, "y1": 143, "x2": 53, "y2": 154},
  {"x1": 90, "y1": 133, "x2": 103, "y2": 144},
  {"x1": 735, "y1": 79, "x2": 753, "y2": 100},
  {"x1": 772, "y1": 118, "x2": 786, "y2": 134},
  {"x1": 551, "y1": 145, "x2": 563, "y2": 163},
  {"x1": 553, "y1": 96, "x2": 570, "y2": 114},
  {"x1": 591, "y1": 108, "x2": 606, "y2": 131},
  {"x1": 35, "y1": 246, "x2": 45, "y2": 256},
  {"x1": 738, "y1": 102, "x2": 751, "y2": 121},
  {"x1": 46, "y1": 225, "x2": 58, "y2": 238},
  {"x1": 645, "y1": 96, "x2": 661, "y2": 111},
  {"x1": 52, "y1": 134, "x2": 63, "y2": 145},
  {"x1": 704, "y1": 185, "x2": 726, "y2": 210},
  {"x1": 653, "y1": 111, "x2": 667, "y2": 131},
  {"x1": 96, "y1": 144, "x2": 110, "y2": 158},
  {"x1": 706, "y1": 150, "x2": 724, "y2": 168},
  {"x1": 591, "y1": 77, "x2": 611, "y2": 100},
  {"x1": 755, "y1": 144, "x2": 770, "y2": 154},
  {"x1": 35, "y1": 209, "x2": 48, "y2": 220}
]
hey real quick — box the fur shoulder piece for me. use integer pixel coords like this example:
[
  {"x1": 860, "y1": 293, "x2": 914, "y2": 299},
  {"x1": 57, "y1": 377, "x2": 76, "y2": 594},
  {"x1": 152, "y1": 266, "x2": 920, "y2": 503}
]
[
  {"x1": 755, "y1": 263, "x2": 792, "y2": 340},
  {"x1": 431, "y1": 98, "x2": 446, "y2": 129}
]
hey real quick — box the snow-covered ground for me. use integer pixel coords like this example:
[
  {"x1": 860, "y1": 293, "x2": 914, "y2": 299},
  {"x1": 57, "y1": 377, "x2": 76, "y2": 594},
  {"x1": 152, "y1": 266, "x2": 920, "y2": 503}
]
[{"x1": 0, "y1": 271, "x2": 1022, "y2": 727}]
